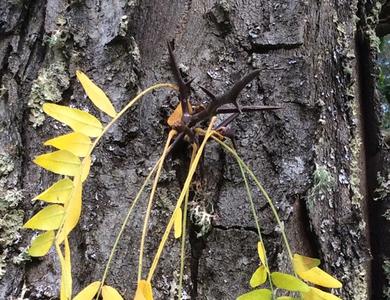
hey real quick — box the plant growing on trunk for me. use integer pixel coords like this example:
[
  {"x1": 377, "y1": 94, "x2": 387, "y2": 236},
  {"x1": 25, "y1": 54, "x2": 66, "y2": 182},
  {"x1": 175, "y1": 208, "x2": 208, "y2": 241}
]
[{"x1": 23, "y1": 42, "x2": 342, "y2": 300}]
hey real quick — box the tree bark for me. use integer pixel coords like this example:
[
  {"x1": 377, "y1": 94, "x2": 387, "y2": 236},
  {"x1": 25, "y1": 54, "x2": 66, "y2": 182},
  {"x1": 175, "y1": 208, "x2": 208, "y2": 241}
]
[{"x1": 0, "y1": 0, "x2": 382, "y2": 299}]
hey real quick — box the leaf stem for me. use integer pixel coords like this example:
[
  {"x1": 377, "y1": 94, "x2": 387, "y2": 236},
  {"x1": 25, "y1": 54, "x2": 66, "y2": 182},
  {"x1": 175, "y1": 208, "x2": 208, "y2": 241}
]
[
  {"x1": 211, "y1": 136, "x2": 294, "y2": 264},
  {"x1": 146, "y1": 117, "x2": 217, "y2": 282},
  {"x1": 237, "y1": 161, "x2": 273, "y2": 291},
  {"x1": 137, "y1": 130, "x2": 176, "y2": 281},
  {"x1": 95, "y1": 154, "x2": 163, "y2": 300},
  {"x1": 178, "y1": 145, "x2": 197, "y2": 298},
  {"x1": 88, "y1": 83, "x2": 178, "y2": 156}
]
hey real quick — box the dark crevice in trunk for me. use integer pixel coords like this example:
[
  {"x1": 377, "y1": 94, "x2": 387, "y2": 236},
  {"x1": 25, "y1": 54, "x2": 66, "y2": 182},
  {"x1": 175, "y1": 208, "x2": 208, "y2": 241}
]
[
  {"x1": 188, "y1": 225, "x2": 206, "y2": 300},
  {"x1": 0, "y1": 44, "x2": 12, "y2": 85},
  {"x1": 249, "y1": 43, "x2": 302, "y2": 54},
  {"x1": 296, "y1": 194, "x2": 321, "y2": 258},
  {"x1": 356, "y1": 2, "x2": 384, "y2": 298},
  {"x1": 19, "y1": 0, "x2": 47, "y2": 192},
  {"x1": 172, "y1": 139, "x2": 226, "y2": 299},
  {"x1": 172, "y1": 140, "x2": 203, "y2": 299}
]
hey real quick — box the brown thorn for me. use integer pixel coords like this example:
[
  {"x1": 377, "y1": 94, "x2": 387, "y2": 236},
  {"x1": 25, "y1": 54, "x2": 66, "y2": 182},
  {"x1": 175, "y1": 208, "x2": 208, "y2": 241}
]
[{"x1": 216, "y1": 105, "x2": 281, "y2": 114}]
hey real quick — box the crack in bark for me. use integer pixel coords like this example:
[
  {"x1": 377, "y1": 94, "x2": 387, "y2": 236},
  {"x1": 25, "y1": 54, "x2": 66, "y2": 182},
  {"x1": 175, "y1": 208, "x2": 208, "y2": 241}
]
[
  {"x1": 172, "y1": 140, "x2": 226, "y2": 299},
  {"x1": 356, "y1": 2, "x2": 384, "y2": 298},
  {"x1": 250, "y1": 43, "x2": 302, "y2": 54}
]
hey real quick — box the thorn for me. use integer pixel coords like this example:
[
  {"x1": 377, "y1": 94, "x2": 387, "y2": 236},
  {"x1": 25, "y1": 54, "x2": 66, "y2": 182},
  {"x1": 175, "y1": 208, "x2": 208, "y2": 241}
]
[
  {"x1": 215, "y1": 112, "x2": 240, "y2": 129},
  {"x1": 184, "y1": 77, "x2": 195, "y2": 86},
  {"x1": 199, "y1": 86, "x2": 216, "y2": 100},
  {"x1": 214, "y1": 126, "x2": 237, "y2": 149},
  {"x1": 230, "y1": 137, "x2": 238, "y2": 151},
  {"x1": 217, "y1": 69, "x2": 261, "y2": 107},
  {"x1": 233, "y1": 100, "x2": 242, "y2": 113},
  {"x1": 216, "y1": 105, "x2": 281, "y2": 114},
  {"x1": 167, "y1": 40, "x2": 192, "y2": 103},
  {"x1": 167, "y1": 132, "x2": 185, "y2": 153}
]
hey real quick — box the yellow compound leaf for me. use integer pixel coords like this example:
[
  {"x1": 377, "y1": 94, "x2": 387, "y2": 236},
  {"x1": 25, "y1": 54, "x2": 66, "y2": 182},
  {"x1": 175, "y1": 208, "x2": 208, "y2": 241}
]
[
  {"x1": 257, "y1": 241, "x2": 266, "y2": 266},
  {"x1": 236, "y1": 288, "x2": 272, "y2": 300},
  {"x1": 250, "y1": 265, "x2": 267, "y2": 288},
  {"x1": 293, "y1": 253, "x2": 321, "y2": 274},
  {"x1": 299, "y1": 267, "x2": 342, "y2": 288},
  {"x1": 134, "y1": 280, "x2": 154, "y2": 300},
  {"x1": 33, "y1": 178, "x2": 73, "y2": 204},
  {"x1": 277, "y1": 297, "x2": 299, "y2": 300},
  {"x1": 174, "y1": 207, "x2": 182, "y2": 239},
  {"x1": 102, "y1": 285, "x2": 124, "y2": 300},
  {"x1": 271, "y1": 272, "x2": 310, "y2": 293},
  {"x1": 43, "y1": 103, "x2": 103, "y2": 137},
  {"x1": 303, "y1": 287, "x2": 342, "y2": 300},
  {"x1": 73, "y1": 281, "x2": 100, "y2": 300},
  {"x1": 28, "y1": 230, "x2": 55, "y2": 257},
  {"x1": 81, "y1": 156, "x2": 91, "y2": 182},
  {"x1": 34, "y1": 150, "x2": 81, "y2": 177},
  {"x1": 44, "y1": 132, "x2": 92, "y2": 157},
  {"x1": 57, "y1": 178, "x2": 82, "y2": 244},
  {"x1": 23, "y1": 204, "x2": 65, "y2": 230},
  {"x1": 76, "y1": 70, "x2": 117, "y2": 118}
]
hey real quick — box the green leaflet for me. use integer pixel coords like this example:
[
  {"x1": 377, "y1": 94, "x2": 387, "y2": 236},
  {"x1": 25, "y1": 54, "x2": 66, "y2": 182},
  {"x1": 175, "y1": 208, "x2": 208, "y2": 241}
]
[
  {"x1": 271, "y1": 272, "x2": 309, "y2": 293},
  {"x1": 250, "y1": 265, "x2": 267, "y2": 288},
  {"x1": 237, "y1": 289, "x2": 272, "y2": 300}
]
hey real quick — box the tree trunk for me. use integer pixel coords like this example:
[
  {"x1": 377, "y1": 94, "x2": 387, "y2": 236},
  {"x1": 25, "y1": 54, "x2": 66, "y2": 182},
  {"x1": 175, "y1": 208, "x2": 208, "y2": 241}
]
[{"x1": 0, "y1": 0, "x2": 383, "y2": 299}]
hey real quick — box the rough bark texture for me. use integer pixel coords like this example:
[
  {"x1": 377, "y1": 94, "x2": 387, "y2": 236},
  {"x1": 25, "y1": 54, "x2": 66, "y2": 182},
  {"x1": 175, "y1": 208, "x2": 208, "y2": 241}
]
[{"x1": 0, "y1": 0, "x2": 382, "y2": 299}]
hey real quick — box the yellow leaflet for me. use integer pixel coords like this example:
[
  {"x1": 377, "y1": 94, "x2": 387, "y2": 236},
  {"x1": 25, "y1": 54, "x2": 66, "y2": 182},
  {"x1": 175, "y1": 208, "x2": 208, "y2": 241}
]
[
  {"x1": 44, "y1": 132, "x2": 91, "y2": 157},
  {"x1": 57, "y1": 239, "x2": 71, "y2": 300},
  {"x1": 249, "y1": 265, "x2": 267, "y2": 288},
  {"x1": 73, "y1": 281, "x2": 100, "y2": 300},
  {"x1": 167, "y1": 103, "x2": 192, "y2": 127},
  {"x1": 57, "y1": 177, "x2": 82, "y2": 244},
  {"x1": 174, "y1": 207, "x2": 182, "y2": 239},
  {"x1": 167, "y1": 104, "x2": 182, "y2": 127},
  {"x1": 34, "y1": 150, "x2": 81, "y2": 177},
  {"x1": 236, "y1": 288, "x2": 272, "y2": 300},
  {"x1": 303, "y1": 287, "x2": 342, "y2": 300},
  {"x1": 28, "y1": 230, "x2": 55, "y2": 257},
  {"x1": 76, "y1": 70, "x2": 117, "y2": 118},
  {"x1": 134, "y1": 280, "x2": 153, "y2": 300},
  {"x1": 257, "y1": 241, "x2": 266, "y2": 266},
  {"x1": 23, "y1": 204, "x2": 65, "y2": 230},
  {"x1": 101, "y1": 285, "x2": 124, "y2": 300},
  {"x1": 270, "y1": 272, "x2": 309, "y2": 293},
  {"x1": 81, "y1": 156, "x2": 91, "y2": 182},
  {"x1": 299, "y1": 267, "x2": 342, "y2": 288},
  {"x1": 33, "y1": 178, "x2": 73, "y2": 204},
  {"x1": 60, "y1": 238, "x2": 72, "y2": 300},
  {"x1": 276, "y1": 297, "x2": 299, "y2": 300},
  {"x1": 293, "y1": 253, "x2": 320, "y2": 274},
  {"x1": 56, "y1": 244, "x2": 66, "y2": 300},
  {"x1": 43, "y1": 103, "x2": 103, "y2": 137}
]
